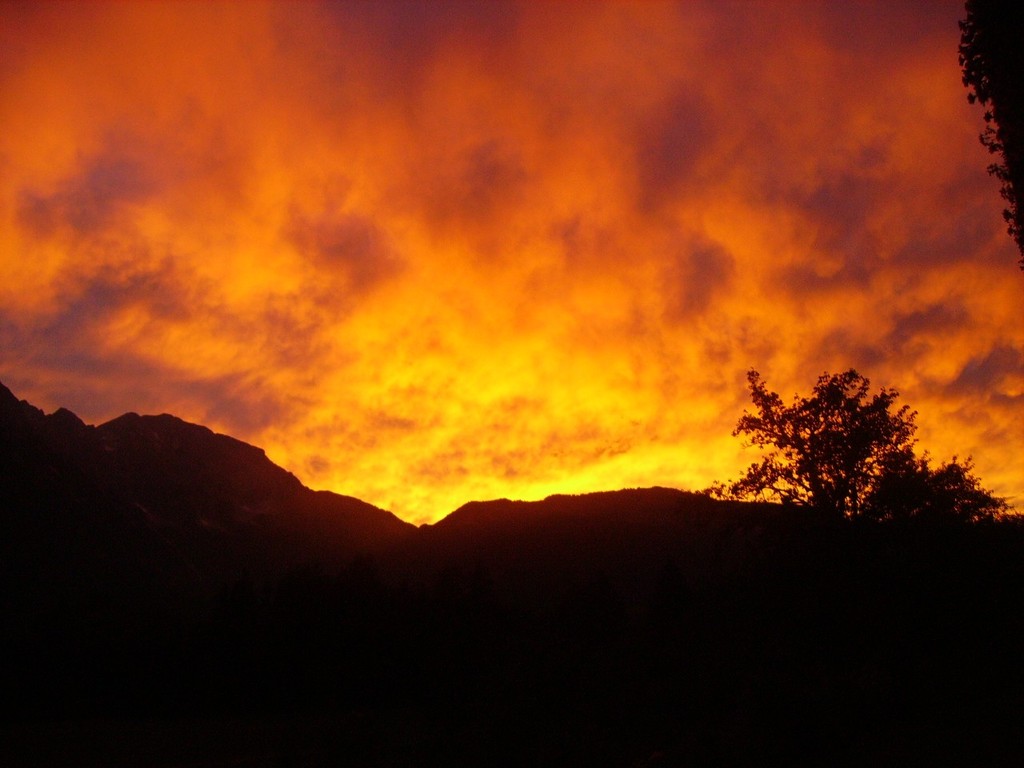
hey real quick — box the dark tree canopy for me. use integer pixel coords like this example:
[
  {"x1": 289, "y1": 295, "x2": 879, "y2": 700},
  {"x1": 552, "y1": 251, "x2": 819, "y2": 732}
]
[
  {"x1": 959, "y1": 0, "x2": 1024, "y2": 268},
  {"x1": 726, "y1": 369, "x2": 1008, "y2": 522},
  {"x1": 728, "y1": 370, "x2": 916, "y2": 517},
  {"x1": 869, "y1": 451, "x2": 1009, "y2": 523}
]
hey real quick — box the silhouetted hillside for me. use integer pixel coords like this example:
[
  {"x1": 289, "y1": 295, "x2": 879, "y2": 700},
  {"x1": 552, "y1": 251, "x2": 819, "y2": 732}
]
[
  {"x1": 411, "y1": 488, "x2": 784, "y2": 607},
  {"x1": 1, "y1": 381, "x2": 419, "y2": 726},
  {"x1": 3, "y1": 380, "x2": 1024, "y2": 766},
  {"x1": 0, "y1": 381, "x2": 414, "y2": 588}
]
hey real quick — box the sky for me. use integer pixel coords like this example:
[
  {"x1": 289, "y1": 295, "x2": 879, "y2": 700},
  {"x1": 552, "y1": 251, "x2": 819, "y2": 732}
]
[{"x1": 1, "y1": 1, "x2": 1020, "y2": 524}]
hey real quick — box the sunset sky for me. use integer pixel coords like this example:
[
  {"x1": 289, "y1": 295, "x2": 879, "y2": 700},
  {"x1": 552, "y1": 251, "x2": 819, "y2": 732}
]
[{"x1": 1, "y1": 1, "x2": 1020, "y2": 524}]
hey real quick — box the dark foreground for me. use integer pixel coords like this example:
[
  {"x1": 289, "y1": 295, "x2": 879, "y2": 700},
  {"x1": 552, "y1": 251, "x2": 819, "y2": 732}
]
[{"x1": 4, "y1": 506, "x2": 1024, "y2": 767}]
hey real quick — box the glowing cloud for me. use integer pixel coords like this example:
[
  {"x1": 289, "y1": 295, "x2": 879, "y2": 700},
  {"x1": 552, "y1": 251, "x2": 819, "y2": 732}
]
[{"x1": 1, "y1": 1, "x2": 1020, "y2": 523}]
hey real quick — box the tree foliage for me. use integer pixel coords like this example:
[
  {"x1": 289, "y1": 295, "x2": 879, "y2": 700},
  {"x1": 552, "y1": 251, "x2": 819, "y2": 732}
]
[
  {"x1": 726, "y1": 369, "x2": 1007, "y2": 522},
  {"x1": 869, "y1": 451, "x2": 1009, "y2": 523},
  {"x1": 959, "y1": 0, "x2": 1024, "y2": 268}
]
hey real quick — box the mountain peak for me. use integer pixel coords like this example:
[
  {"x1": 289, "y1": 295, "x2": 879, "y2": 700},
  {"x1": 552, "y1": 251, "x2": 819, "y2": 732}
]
[{"x1": 0, "y1": 380, "x2": 414, "y2": 586}]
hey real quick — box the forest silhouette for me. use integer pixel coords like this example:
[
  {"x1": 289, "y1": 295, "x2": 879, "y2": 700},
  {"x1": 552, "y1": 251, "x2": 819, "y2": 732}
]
[{"x1": 2, "y1": 376, "x2": 1022, "y2": 767}]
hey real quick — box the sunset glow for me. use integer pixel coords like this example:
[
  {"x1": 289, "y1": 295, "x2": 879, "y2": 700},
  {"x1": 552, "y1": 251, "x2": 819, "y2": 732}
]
[{"x1": 1, "y1": 1, "x2": 1020, "y2": 524}]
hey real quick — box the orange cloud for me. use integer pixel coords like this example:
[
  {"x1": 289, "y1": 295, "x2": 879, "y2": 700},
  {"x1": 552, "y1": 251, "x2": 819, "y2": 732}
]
[{"x1": 1, "y1": 1, "x2": 1020, "y2": 523}]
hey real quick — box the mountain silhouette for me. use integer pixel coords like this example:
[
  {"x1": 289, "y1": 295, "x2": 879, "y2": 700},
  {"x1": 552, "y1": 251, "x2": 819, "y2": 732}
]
[
  {"x1": 412, "y1": 488, "x2": 785, "y2": 607},
  {"x1": 0, "y1": 381, "x2": 414, "y2": 595},
  {"x1": 0, "y1": 379, "x2": 775, "y2": 595},
  {"x1": 3, "y1": 380, "x2": 1024, "y2": 767}
]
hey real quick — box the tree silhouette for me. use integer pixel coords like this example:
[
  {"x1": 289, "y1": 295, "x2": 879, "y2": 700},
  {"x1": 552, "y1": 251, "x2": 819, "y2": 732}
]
[
  {"x1": 727, "y1": 369, "x2": 916, "y2": 517},
  {"x1": 960, "y1": 0, "x2": 1024, "y2": 268},
  {"x1": 724, "y1": 369, "x2": 1007, "y2": 521},
  {"x1": 868, "y1": 451, "x2": 1008, "y2": 522}
]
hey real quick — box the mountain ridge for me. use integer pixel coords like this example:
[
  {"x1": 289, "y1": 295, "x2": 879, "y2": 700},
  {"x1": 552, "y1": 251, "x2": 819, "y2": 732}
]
[
  {"x1": 4, "y1": 380, "x2": 1024, "y2": 767},
  {"x1": 0, "y1": 380, "x2": 416, "y2": 592},
  {"x1": 1, "y1": 379, "x2": 732, "y2": 531},
  {"x1": 0, "y1": 378, "x2": 785, "y2": 597}
]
